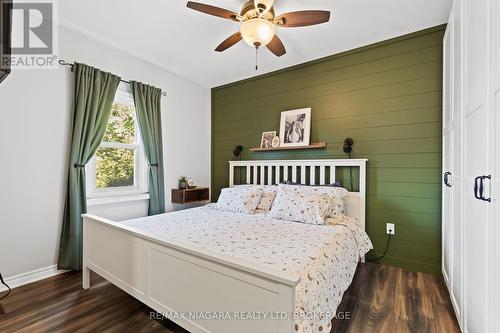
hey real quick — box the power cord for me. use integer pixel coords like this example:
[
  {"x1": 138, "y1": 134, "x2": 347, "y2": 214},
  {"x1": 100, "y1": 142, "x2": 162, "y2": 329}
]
[
  {"x1": 343, "y1": 139, "x2": 354, "y2": 191},
  {"x1": 0, "y1": 273, "x2": 11, "y2": 301},
  {"x1": 367, "y1": 234, "x2": 392, "y2": 262},
  {"x1": 348, "y1": 151, "x2": 354, "y2": 191}
]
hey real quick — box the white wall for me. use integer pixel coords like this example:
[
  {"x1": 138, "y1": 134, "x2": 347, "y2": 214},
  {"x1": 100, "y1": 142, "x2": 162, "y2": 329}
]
[{"x1": 0, "y1": 26, "x2": 211, "y2": 279}]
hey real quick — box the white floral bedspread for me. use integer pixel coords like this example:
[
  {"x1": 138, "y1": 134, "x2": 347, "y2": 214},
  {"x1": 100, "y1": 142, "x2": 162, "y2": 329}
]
[{"x1": 120, "y1": 204, "x2": 372, "y2": 333}]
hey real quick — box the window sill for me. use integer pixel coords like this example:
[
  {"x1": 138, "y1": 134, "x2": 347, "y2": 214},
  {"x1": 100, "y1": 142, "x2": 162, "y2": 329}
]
[{"x1": 87, "y1": 193, "x2": 150, "y2": 207}]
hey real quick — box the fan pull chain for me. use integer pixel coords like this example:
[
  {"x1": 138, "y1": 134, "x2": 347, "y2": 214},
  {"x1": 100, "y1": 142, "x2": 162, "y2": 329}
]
[{"x1": 255, "y1": 47, "x2": 259, "y2": 71}]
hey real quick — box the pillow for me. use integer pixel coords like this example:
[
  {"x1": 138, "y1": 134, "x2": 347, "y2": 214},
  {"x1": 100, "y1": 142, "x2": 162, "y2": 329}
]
[
  {"x1": 215, "y1": 187, "x2": 262, "y2": 214},
  {"x1": 255, "y1": 186, "x2": 278, "y2": 213},
  {"x1": 232, "y1": 185, "x2": 278, "y2": 213},
  {"x1": 268, "y1": 186, "x2": 331, "y2": 225},
  {"x1": 277, "y1": 184, "x2": 347, "y2": 217}
]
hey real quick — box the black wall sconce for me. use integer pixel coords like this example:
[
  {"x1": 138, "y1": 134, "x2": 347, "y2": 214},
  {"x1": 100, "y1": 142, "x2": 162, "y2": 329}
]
[
  {"x1": 233, "y1": 145, "x2": 243, "y2": 158},
  {"x1": 343, "y1": 138, "x2": 354, "y2": 154}
]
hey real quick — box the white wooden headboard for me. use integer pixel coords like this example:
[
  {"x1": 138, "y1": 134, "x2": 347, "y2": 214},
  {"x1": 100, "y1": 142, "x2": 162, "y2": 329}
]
[{"x1": 228, "y1": 159, "x2": 367, "y2": 230}]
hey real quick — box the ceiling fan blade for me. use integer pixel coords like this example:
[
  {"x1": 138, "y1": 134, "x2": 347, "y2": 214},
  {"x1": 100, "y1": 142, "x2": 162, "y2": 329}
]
[
  {"x1": 275, "y1": 10, "x2": 331, "y2": 27},
  {"x1": 266, "y1": 35, "x2": 286, "y2": 57},
  {"x1": 186, "y1": 1, "x2": 239, "y2": 21},
  {"x1": 215, "y1": 32, "x2": 242, "y2": 52}
]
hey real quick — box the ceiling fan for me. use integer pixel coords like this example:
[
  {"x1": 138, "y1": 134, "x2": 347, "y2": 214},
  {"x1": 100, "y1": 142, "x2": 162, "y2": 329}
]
[{"x1": 186, "y1": 0, "x2": 331, "y2": 57}]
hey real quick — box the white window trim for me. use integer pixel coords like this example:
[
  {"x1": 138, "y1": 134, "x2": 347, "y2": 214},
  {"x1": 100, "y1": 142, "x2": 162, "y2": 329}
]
[
  {"x1": 86, "y1": 83, "x2": 149, "y2": 200},
  {"x1": 87, "y1": 193, "x2": 150, "y2": 207}
]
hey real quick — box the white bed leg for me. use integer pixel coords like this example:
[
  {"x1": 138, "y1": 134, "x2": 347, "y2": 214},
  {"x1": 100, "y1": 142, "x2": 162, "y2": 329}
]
[{"x1": 82, "y1": 266, "x2": 90, "y2": 289}]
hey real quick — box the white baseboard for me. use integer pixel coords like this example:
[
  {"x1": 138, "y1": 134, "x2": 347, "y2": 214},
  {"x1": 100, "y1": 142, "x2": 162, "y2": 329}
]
[{"x1": 0, "y1": 265, "x2": 68, "y2": 292}]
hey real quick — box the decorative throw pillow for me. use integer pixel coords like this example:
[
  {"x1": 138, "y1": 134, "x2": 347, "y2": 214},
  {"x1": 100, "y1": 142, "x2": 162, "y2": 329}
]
[
  {"x1": 255, "y1": 186, "x2": 278, "y2": 213},
  {"x1": 277, "y1": 184, "x2": 347, "y2": 217},
  {"x1": 232, "y1": 185, "x2": 278, "y2": 213},
  {"x1": 269, "y1": 186, "x2": 331, "y2": 225},
  {"x1": 215, "y1": 187, "x2": 262, "y2": 214}
]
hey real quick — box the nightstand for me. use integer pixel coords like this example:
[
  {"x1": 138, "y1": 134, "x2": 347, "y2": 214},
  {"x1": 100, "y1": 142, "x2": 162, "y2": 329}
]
[{"x1": 171, "y1": 187, "x2": 210, "y2": 204}]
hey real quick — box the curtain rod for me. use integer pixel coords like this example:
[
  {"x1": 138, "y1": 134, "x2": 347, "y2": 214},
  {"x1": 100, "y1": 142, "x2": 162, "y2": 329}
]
[{"x1": 58, "y1": 60, "x2": 167, "y2": 96}]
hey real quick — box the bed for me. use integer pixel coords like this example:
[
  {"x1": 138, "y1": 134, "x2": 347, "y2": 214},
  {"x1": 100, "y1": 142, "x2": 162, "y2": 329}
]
[{"x1": 82, "y1": 159, "x2": 370, "y2": 333}]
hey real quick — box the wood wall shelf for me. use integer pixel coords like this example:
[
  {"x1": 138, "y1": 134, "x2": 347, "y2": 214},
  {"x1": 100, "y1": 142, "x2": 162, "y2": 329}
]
[
  {"x1": 249, "y1": 142, "x2": 327, "y2": 152},
  {"x1": 171, "y1": 187, "x2": 209, "y2": 204}
]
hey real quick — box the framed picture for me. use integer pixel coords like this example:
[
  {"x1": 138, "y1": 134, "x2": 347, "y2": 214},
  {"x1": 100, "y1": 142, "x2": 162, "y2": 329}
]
[
  {"x1": 260, "y1": 131, "x2": 277, "y2": 148},
  {"x1": 279, "y1": 108, "x2": 311, "y2": 147}
]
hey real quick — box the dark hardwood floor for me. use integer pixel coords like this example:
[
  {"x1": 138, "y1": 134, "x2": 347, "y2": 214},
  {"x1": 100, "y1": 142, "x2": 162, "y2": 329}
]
[
  {"x1": 331, "y1": 263, "x2": 460, "y2": 333},
  {"x1": 0, "y1": 263, "x2": 460, "y2": 333}
]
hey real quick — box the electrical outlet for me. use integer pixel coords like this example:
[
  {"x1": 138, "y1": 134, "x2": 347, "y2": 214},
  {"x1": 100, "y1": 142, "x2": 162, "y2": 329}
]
[{"x1": 386, "y1": 223, "x2": 395, "y2": 235}]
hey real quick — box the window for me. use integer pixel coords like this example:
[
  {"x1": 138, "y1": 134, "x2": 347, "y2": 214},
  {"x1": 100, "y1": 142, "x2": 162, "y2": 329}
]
[{"x1": 86, "y1": 84, "x2": 148, "y2": 198}]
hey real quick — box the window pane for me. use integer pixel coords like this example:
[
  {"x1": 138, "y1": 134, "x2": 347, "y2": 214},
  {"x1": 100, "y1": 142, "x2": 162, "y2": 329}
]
[
  {"x1": 96, "y1": 147, "x2": 135, "y2": 188},
  {"x1": 102, "y1": 103, "x2": 135, "y2": 144}
]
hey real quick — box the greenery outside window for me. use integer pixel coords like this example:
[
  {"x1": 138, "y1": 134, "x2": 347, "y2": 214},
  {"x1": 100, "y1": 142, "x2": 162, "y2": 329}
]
[{"x1": 86, "y1": 84, "x2": 148, "y2": 199}]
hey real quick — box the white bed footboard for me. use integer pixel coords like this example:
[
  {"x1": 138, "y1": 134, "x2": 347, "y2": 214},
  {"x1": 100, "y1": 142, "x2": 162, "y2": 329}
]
[{"x1": 82, "y1": 214, "x2": 300, "y2": 333}]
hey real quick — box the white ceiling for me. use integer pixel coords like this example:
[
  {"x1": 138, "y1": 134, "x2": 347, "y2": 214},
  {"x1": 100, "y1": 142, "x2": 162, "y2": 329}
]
[{"x1": 58, "y1": 0, "x2": 452, "y2": 88}]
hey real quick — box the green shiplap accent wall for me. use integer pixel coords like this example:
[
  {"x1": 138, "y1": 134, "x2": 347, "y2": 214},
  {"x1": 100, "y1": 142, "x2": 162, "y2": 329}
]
[{"x1": 211, "y1": 26, "x2": 445, "y2": 275}]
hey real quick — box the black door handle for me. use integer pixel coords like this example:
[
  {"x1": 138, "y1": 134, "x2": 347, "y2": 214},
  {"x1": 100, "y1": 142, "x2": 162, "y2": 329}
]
[
  {"x1": 474, "y1": 176, "x2": 482, "y2": 200},
  {"x1": 480, "y1": 175, "x2": 492, "y2": 202},
  {"x1": 444, "y1": 171, "x2": 452, "y2": 187}
]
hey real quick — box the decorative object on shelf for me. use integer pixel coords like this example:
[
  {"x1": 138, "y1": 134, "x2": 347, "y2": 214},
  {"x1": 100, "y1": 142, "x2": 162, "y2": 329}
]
[
  {"x1": 178, "y1": 176, "x2": 188, "y2": 189},
  {"x1": 172, "y1": 187, "x2": 210, "y2": 204},
  {"x1": 187, "y1": 178, "x2": 196, "y2": 189},
  {"x1": 279, "y1": 107, "x2": 311, "y2": 147},
  {"x1": 260, "y1": 131, "x2": 276, "y2": 148},
  {"x1": 233, "y1": 145, "x2": 243, "y2": 158},
  {"x1": 271, "y1": 136, "x2": 280, "y2": 148}
]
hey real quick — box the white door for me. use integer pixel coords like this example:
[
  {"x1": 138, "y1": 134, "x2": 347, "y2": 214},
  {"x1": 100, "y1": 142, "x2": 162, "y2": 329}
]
[
  {"x1": 450, "y1": 1, "x2": 464, "y2": 322},
  {"x1": 488, "y1": 0, "x2": 499, "y2": 331},
  {"x1": 463, "y1": 0, "x2": 491, "y2": 332},
  {"x1": 442, "y1": 27, "x2": 453, "y2": 288}
]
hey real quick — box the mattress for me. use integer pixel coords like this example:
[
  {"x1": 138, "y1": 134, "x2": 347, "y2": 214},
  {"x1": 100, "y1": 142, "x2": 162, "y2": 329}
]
[{"x1": 120, "y1": 204, "x2": 372, "y2": 333}]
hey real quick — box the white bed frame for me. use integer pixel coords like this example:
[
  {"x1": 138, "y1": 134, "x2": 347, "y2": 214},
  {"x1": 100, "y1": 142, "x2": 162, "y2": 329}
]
[{"x1": 82, "y1": 159, "x2": 367, "y2": 333}]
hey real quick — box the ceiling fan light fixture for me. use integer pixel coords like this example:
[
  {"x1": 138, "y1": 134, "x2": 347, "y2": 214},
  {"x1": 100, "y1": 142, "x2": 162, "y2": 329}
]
[
  {"x1": 254, "y1": 0, "x2": 274, "y2": 14},
  {"x1": 186, "y1": 1, "x2": 331, "y2": 58},
  {"x1": 240, "y1": 18, "x2": 276, "y2": 48}
]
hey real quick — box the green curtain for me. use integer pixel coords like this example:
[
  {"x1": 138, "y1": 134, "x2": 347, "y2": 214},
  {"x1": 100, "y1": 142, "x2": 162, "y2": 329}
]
[
  {"x1": 58, "y1": 63, "x2": 120, "y2": 271},
  {"x1": 130, "y1": 81, "x2": 165, "y2": 215}
]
